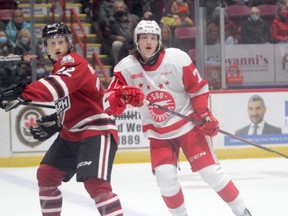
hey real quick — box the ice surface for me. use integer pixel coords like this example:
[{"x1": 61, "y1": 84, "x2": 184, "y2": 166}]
[{"x1": 0, "y1": 158, "x2": 287, "y2": 216}]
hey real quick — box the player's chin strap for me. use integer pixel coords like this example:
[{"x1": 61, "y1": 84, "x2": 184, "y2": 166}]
[{"x1": 144, "y1": 100, "x2": 288, "y2": 159}]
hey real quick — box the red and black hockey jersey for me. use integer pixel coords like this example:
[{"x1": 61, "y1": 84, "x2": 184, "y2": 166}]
[{"x1": 21, "y1": 52, "x2": 118, "y2": 142}]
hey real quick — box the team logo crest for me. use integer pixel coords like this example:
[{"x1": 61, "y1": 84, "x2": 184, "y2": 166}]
[
  {"x1": 61, "y1": 55, "x2": 74, "y2": 65},
  {"x1": 146, "y1": 91, "x2": 175, "y2": 122},
  {"x1": 15, "y1": 107, "x2": 46, "y2": 148}
]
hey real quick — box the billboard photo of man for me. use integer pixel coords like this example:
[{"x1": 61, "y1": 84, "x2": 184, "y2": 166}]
[{"x1": 235, "y1": 94, "x2": 282, "y2": 136}]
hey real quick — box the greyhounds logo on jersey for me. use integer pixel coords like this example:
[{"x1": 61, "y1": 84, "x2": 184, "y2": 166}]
[
  {"x1": 146, "y1": 91, "x2": 175, "y2": 122},
  {"x1": 15, "y1": 107, "x2": 46, "y2": 148}
]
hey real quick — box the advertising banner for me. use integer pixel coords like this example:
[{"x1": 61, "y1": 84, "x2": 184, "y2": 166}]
[
  {"x1": 11, "y1": 105, "x2": 56, "y2": 152},
  {"x1": 211, "y1": 91, "x2": 288, "y2": 148},
  {"x1": 225, "y1": 44, "x2": 275, "y2": 83},
  {"x1": 274, "y1": 43, "x2": 288, "y2": 82},
  {"x1": 9, "y1": 91, "x2": 288, "y2": 153},
  {"x1": 205, "y1": 44, "x2": 277, "y2": 87},
  {"x1": 114, "y1": 107, "x2": 149, "y2": 149},
  {"x1": 10, "y1": 105, "x2": 149, "y2": 153}
]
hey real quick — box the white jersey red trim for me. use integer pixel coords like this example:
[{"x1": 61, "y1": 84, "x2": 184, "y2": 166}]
[{"x1": 104, "y1": 48, "x2": 209, "y2": 140}]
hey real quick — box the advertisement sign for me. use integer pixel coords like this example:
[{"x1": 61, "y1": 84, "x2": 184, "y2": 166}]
[
  {"x1": 211, "y1": 91, "x2": 288, "y2": 148},
  {"x1": 274, "y1": 43, "x2": 288, "y2": 82},
  {"x1": 11, "y1": 105, "x2": 56, "y2": 152},
  {"x1": 225, "y1": 44, "x2": 275, "y2": 83},
  {"x1": 10, "y1": 105, "x2": 149, "y2": 153},
  {"x1": 115, "y1": 107, "x2": 149, "y2": 149},
  {"x1": 8, "y1": 91, "x2": 288, "y2": 153},
  {"x1": 205, "y1": 44, "x2": 276, "y2": 87}
]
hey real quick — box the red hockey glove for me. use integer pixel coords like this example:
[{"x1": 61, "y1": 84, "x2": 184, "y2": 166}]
[
  {"x1": 191, "y1": 110, "x2": 219, "y2": 137},
  {"x1": 105, "y1": 86, "x2": 145, "y2": 115},
  {"x1": 120, "y1": 86, "x2": 145, "y2": 107},
  {"x1": 105, "y1": 90, "x2": 127, "y2": 115}
]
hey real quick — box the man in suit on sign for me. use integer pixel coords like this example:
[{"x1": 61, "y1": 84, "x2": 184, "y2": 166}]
[{"x1": 235, "y1": 94, "x2": 282, "y2": 136}]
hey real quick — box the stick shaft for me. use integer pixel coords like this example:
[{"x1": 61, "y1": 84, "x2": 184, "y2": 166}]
[
  {"x1": 26, "y1": 102, "x2": 55, "y2": 109},
  {"x1": 219, "y1": 129, "x2": 288, "y2": 158},
  {"x1": 145, "y1": 100, "x2": 288, "y2": 159}
]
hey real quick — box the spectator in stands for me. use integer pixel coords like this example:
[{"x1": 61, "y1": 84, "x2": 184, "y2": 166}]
[
  {"x1": 148, "y1": 0, "x2": 167, "y2": 23},
  {"x1": 240, "y1": 6, "x2": 270, "y2": 44},
  {"x1": 14, "y1": 29, "x2": 46, "y2": 79},
  {"x1": 161, "y1": 25, "x2": 174, "y2": 48},
  {"x1": 0, "y1": 30, "x2": 14, "y2": 57},
  {"x1": 0, "y1": 29, "x2": 16, "y2": 88},
  {"x1": 98, "y1": 0, "x2": 116, "y2": 54},
  {"x1": 278, "y1": 0, "x2": 288, "y2": 11},
  {"x1": 248, "y1": 0, "x2": 278, "y2": 7},
  {"x1": 105, "y1": 0, "x2": 140, "y2": 65},
  {"x1": 0, "y1": 0, "x2": 17, "y2": 9},
  {"x1": 207, "y1": 6, "x2": 239, "y2": 45},
  {"x1": 204, "y1": 0, "x2": 245, "y2": 19},
  {"x1": 5, "y1": 8, "x2": 31, "y2": 48},
  {"x1": 271, "y1": 7, "x2": 288, "y2": 43},
  {"x1": 170, "y1": 0, "x2": 194, "y2": 27},
  {"x1": 99, "y1": 0, "x2": 116, "y2": 28},
  {"x1": 117, "y1": 28, "x2": 135, "y2": 63},
  {"x1": 0, "y1": 21, "x2": 5, "y2": 31},
  {"x1": 124, "y1": 0, "x2": 153, "y2": 20},
  {"x1": 206, "y1": 22, "x2": 221, "y2": 45}
]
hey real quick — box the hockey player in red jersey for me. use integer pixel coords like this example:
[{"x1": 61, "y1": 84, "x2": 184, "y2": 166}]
[
  {"x1": 103, "y1": 20, "x2": 252, "y2": 216},
  {"x1": 0, "y1": 22, "x2": 123, "y2": 216}
]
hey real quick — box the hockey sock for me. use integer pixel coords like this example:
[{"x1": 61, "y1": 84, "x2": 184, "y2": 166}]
[
  {"x1": 198, "y1": 164, "x2": 248, "y2": 215},
  {"x1": 162, "y1": 189, "x2": 187, "y2": 216},
  {"x1": 155, "y1": 164, "x2": 187, "y2": 216},
  {"x1": 84, "y1": 177, "x2": 123, "y2": 216},
  {"x1": 37, "y1": 164, "x2": 66, "y2": 216}
]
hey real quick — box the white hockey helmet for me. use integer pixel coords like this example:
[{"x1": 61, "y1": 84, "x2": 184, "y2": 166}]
[{"x1": 134, "y1": 20, "x2": 162, "y2": 52}]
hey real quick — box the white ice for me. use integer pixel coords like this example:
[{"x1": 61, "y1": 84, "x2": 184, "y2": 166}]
[{"x1": 0, "y1": 158, "x2": 287, "y2": 216}]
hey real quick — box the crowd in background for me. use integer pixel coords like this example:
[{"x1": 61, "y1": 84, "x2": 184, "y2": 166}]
[
  {"x1": 0, "y1": 0, "x2": 288, "y2": 90},
  {"x1": 0, "y1": 1, "x2": 46, "y2": 90}
]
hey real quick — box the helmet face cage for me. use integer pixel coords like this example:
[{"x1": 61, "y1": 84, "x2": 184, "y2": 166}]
[
  {"x1": 134, "y1": 20, "x2": 162, "y2": 52},
  {"x1": 42, "y1": 22, "x2": 73, "y2": 52}
]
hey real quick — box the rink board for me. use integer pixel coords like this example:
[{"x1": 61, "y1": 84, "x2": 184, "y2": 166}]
[
  {"x1": 1, "y1": 146, "x2": 288, "y2": 168},
  {"x1": 1, "y1": 89, "x2": 288, "y2": 167}
]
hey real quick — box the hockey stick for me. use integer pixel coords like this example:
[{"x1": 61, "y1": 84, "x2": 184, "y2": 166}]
[
  {"x1": 144, "y1": 100, "x2": 288, "y2": 159},
  {"x1": 26, "y1": 102, "x2": 55, "y2": 109}
]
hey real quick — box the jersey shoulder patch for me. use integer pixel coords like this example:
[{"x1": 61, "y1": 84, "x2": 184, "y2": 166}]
[{"x1": 61, "y1": 54, "x2": 75, "y2": 65}]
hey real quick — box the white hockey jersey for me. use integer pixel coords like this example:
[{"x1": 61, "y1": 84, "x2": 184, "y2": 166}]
[{"x1": 105, "y1": 48, "x2": 210, "y2": 140}]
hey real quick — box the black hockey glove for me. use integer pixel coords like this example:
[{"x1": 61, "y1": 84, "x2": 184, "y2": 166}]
[
  {"x1": 0, "y1": 81, "x2": 30, "y2": 112},
  {"x1": 2, "y1": 96, "x2": 28, "y2": 112},
  {"x1": 29, "y1": 113, "x2": 62, "y2": 141}
]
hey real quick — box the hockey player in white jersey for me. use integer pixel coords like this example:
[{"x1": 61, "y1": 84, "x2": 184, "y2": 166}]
[{"x1": 103, "y1": 20, "x2": 252, "y2": 216}]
